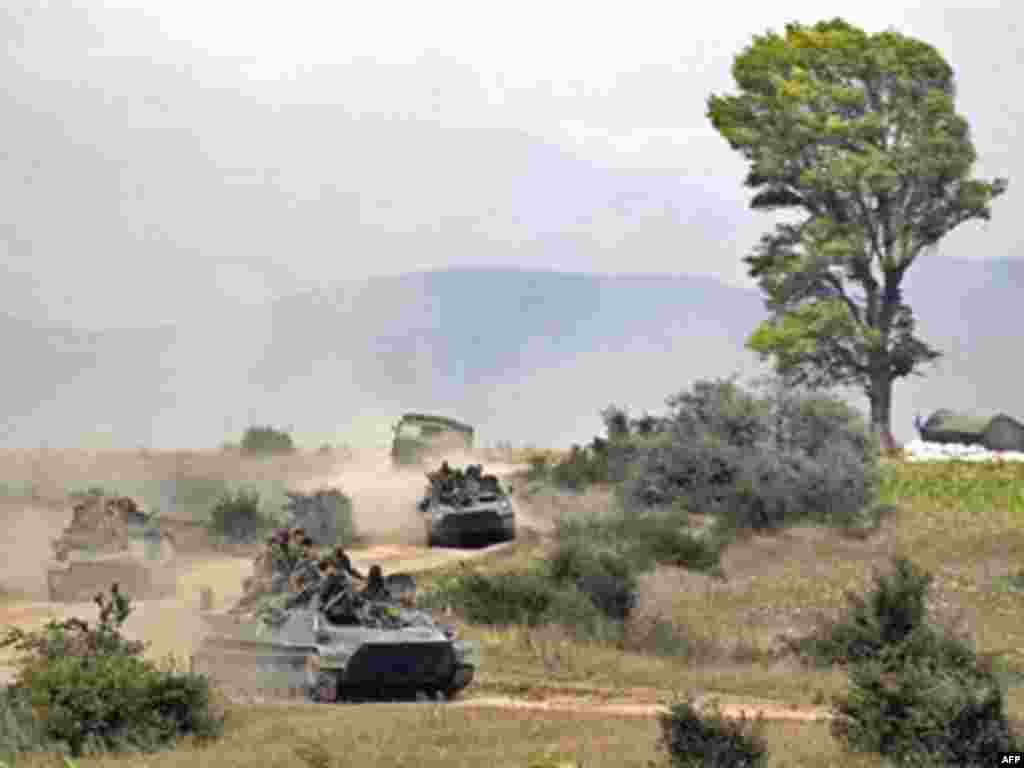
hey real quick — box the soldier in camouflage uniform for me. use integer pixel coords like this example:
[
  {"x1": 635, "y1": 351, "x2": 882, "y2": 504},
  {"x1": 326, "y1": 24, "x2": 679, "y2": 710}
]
[
  {"x1": 360, "y1": 564, "x2": 393, "y2": 602},
  {"x1": 289, "y1": 536, "x2": 319, "y2": 592},
  {"x1": 318, "y1": 558, "x2": 360, "y2": 623},
  {"x1": 331, "y1": 545, "x2": 365, "y2": 582}
]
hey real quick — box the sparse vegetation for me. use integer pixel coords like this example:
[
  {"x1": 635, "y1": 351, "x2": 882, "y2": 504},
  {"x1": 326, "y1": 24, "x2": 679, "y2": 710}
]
[
  {"x1": 658, "y1": 695, "x2": 769, "y2": 768},
  {"x1": 0, "y1": 585, "x2": 223, "y2": 758}
]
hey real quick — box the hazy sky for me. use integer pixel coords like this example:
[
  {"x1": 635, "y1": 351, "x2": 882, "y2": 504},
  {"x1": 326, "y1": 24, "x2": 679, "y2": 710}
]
[{"x1": 1, "y1": 0, "x2": 1020, "y2": 330}]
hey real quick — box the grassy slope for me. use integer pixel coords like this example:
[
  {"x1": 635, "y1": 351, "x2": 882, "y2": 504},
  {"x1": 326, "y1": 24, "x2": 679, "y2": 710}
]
[{"x1": 9, "y1": 456, "x2": 1024, "y2": 767}]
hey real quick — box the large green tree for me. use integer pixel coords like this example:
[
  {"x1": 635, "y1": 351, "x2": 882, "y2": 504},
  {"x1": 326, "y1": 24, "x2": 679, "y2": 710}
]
[{"x1": 707, "y1": 18, "x2": 1007, "y2": 451}]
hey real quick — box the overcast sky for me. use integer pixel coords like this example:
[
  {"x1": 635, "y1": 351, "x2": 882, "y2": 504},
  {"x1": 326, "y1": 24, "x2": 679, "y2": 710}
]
[{"x1": 1, "y1": 0, "x2": 1020, "y2": 330}]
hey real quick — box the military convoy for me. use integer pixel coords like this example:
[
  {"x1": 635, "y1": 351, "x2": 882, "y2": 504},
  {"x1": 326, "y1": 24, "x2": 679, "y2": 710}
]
[
  {"x1": 391, "y1": 413, "x2": 475, "y2": 467},
  {"x1": 418, "y1": 462, "x2": 516, "y2": 547}
]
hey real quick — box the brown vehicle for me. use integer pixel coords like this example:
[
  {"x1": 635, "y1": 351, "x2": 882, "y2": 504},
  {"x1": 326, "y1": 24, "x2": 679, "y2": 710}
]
[{"x1": 46, "y1": 493, "x2": 178, "y2": 603}]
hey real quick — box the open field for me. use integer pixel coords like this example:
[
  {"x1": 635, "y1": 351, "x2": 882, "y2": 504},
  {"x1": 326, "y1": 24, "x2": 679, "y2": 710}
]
[{"x1": 3, "y1": 451, "x2": 1024, "y2": 765}]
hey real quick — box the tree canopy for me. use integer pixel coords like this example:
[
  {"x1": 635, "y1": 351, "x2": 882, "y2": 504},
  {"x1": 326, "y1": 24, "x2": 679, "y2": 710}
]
[{"x1": 707, "y1": 18, "x2": 1008, "y2": 446}]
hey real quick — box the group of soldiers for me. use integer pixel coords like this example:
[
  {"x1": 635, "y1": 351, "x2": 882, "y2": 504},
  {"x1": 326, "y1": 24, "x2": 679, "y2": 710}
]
[
  {"x1": 426, "y1": 461, "x2": 501, "y2": 504},
  {"x1": 238, "y1": 527, "x2": 396, "y2": 623}
]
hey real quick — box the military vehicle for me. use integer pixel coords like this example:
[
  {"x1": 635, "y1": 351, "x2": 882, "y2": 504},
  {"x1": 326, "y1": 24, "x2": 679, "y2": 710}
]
[
  {"x1": 47, "y1": 493, "x2": 177, "y2": 602},
  {"x1": 916, "y1": 409, "x2": 1024, "y2": 452},
  {"x1": 419, "y1": 464, "x2": 516, "y2": 547},
  {"x1": 192, "y1": 575, "x2": 477, "y2": 703},
  {"x1": 391, "y1": 413, "x2": 474, "y2": 467}
]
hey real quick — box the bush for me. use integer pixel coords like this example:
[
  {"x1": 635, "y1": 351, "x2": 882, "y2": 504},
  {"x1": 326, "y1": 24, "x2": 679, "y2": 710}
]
[
  {"x1": 209, "y1": 490, "x2": 271, "y2": 543},
  {"x1": 419, "y1": 569, "x2": 562, "y2": 627},
  {"x1": 780, "y1": 557, "x2": 1022, "y2": 765},
  {"x1": 240, "y1": 426, "x2": 295, "y2": 456},
  {"x1": 554, "y1": 509, "x2": 724, "y2": 576},
  {"x1": 658, "y1": 695, "x2": 769, "y2": 768},
  {"x1": 784, "y1": 557, "x2": 933, "y2": 668},
  {"x1": 0, "y1": 585, "x2": 223, "y2": 758},
  {"x1": 547, "y1": 538, "x2": 637, "y2": 621},
  {"x1": 623, "y1": 376, "x2": 880, "y2": 532},
  {"x1": 0, "y1": 686, "x2": 48, "y2": 758},
  {"x1": 282, "y1": 489, "x2": 356, "y2": 548},
  {"x1": 418, "y1": 566, "x2": 611, "y2": 639},
  {"x1": 831, "y1": 627, "x2": 1020, "y2": 765}
]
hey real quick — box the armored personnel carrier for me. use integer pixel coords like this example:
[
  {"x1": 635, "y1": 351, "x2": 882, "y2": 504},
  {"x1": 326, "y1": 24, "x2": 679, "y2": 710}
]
[
  {"x1": 46, "y1": 493, "x2": 177, "y2": 602},
  {"x1": 192, "y1": 576, "x2": 477, "y2": 703},
  {"x1": 419, "y1": 464, "x2": 516, "y2": 547}
]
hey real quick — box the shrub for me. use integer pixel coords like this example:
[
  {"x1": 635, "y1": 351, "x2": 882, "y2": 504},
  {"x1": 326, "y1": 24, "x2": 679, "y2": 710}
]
[
  {"x1": 282, "y1": 489, "x2": 356, "y2": 548},
  {"x1": 159, "y1": 474, "x2": 232, "y2": 520},
  {"x1": 418, "y1": 569, "x2": 561, "y2": 626},
  {"x1": 0, "y1": 686, "x2": 48, "y2": 758},
  {"x1": 547, "y1": 538, "x2": 637, "y2": 621},
  {"x1": 778, "y1": 557, "x2": 1022, "y2": 765},
  {"x1": 832, "y1": 628, "x2": 1020, "y2": 765},
  {"x1": 623, "y1": 376, "x2": 880, "y2": 532},
  {"x1": 240, "y1": 425, "x2": 295, "y2": 456},
  {"x1": 554, "y1": 509, "x2": 724, "y2": 576},
  {"x1": 550, "y1": 444, "x2": 608, "y2": 490},
  {"x1": 784, "y1": 557, "x2": 933, "y2": 668},
  {"x1": 209, "y1": 489, "x2": 270, "y2": 543},
  {"x1": 658, "y1": 695, "x2": 768, "y2": 768},
  {"x1": 0, "y1": 585, "x2": 223, "y2": 758}
]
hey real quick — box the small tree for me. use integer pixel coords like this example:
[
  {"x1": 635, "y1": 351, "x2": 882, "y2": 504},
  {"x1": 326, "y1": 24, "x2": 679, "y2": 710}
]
[{"x1": 708, "y1": 18, "x2": 1008, "y2": 451}]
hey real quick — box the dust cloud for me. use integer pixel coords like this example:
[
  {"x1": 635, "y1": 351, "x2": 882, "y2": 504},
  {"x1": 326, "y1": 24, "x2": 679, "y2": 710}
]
[
  {"x1": 311, "y1": 448, "x2": 527, "y2": 545},
  {"x1": 0, "y1": 499, "x2": 69, "y2": 598}
]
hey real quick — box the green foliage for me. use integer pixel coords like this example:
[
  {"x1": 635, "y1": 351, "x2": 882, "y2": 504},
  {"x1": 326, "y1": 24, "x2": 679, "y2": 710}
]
[
  {"x1": 658, "y1": 695, "x2": 769, "y2": 768},
  {"x1": 778, "y1": 557, "x2": 1021, "y2": 764},
  {"x1": 708, "y1": 18, "x2": 1007, "y2": 438},
  {"x1": 554, "y1": 509, "x2": 724, "y2": 576},
  {"x1": 209, "y1": 489, "x2": 273, "y2": 543},
  {"x1": 623, "y1": 377, "x2": 879, "y2": 532},
  {"x1": 550, "y1": 443, "x2": 609, "y2": 490},
  {"x1": 547, "y1": 538, "x2": 638, "y2": 621},
  {"x1": 240, "y1": 425, "x2": 295, "y2": 456},
  {"x1": 545, "y1": 405, "x2": 656, "y2": 491},
  {"x1": 418, "y1": 568, "x2": 573, "y2": 627},
  {"x1": 784, "y1": 557, "x2": 932, "y2": 667},
  {"x1": 0, "y1": 585, "x2": 223, "y2": 758},
  {"x1": 0, "y1": 686, "x2": 48, "y2": 758},
  {"x1": 832, "y1": 650, "x2": 1019, "y2": 766}
]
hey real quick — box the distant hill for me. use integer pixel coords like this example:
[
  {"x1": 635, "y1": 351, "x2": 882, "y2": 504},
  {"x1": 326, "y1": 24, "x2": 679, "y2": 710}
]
[{"x1": 1, "y1": 261, "x2": 1020, "y2": 450}]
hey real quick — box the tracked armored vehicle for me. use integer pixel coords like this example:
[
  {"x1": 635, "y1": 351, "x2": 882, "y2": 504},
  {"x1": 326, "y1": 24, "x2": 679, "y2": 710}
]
[
  {"x1": 419, "y1": 465, "x2": 516, "y2": 547},
  {"x1": 47, "y1": 493, "x2": 177, "y2": 602},
  {"x1": 192, "y1": 576, "x2": 477, "y2": 703}
]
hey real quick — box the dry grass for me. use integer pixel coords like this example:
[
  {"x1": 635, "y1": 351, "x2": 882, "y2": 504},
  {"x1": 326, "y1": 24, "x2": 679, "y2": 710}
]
[
  {"x1": 6, "y1": 452, "x2": 1024, "y2": 766},
  {"x1": 8, "y1": 702, "x2": 884, "y2": 768}
]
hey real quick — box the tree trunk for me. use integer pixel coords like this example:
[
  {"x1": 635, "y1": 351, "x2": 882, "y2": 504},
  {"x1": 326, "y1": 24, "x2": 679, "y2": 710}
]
[{"x1": 868, "y1": 370, "x2": 897, "y2": 454}]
